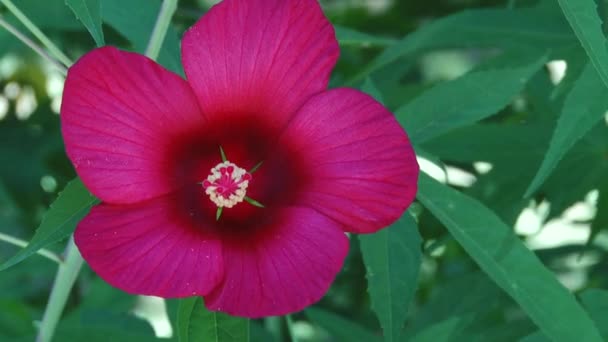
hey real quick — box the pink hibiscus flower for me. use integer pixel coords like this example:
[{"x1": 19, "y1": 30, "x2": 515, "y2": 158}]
[{"x1": 61, "y1": 0, "x2": 419, "y2": 318}]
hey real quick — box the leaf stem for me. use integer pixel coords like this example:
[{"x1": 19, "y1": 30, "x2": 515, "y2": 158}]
[
  {"x1": 0, "y1": 15, "x2": 67, "y2": 75},
  {"x1": 36, "y1": 236, "x2": 83, "y2": 342},
  {"x1": 265, "y1": 316, "x2": 283, "y2": 341},
  {"x1": 0, "y1": 0, "x2": 72, "y2": 67},
  {"x1": 286, "y1": 315, "x2": 299, "y2": 342},
  {"x1": 0, "y1": 231, "x2": 63, "y2": 264},
  {"x1": 145, "y1": 0, "x2": 178, "y2": 59}
]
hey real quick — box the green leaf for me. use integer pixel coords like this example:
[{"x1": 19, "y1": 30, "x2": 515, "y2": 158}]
[
  {"x1": 359, "y1": 212, "x2": 422, "y2": 342},
  {"x1": 306, "y1": 307, "x2": 382, "y2": 342},
  {"x1": 520, "y1": 289, "x2": 608, "y2": 341},
  {"x1": 65, "y1": 0, "x2": 104, "y2": 46},
  {"x1": 177, "y1": 297, "x2": 249, "y2": 342},
  {"x1": 335, "y1": 25, "x2": 397, "y2": 47},
  {"x1": 361, "y1": 77, "x2": 385, "y2": 103},
  {"x1": 580, "y1": 289, "x2": 608, "y2": 339},
  {"x1": 0, "y1": 178, "x2": 97, "y2": 271},
  {"x1": 525, "y1": 62, "x2": 608, "y2": 197},
  {"x1": 405, "y1": 273, "x2": 503, "y2": 335},
  {"x1": 101, "y1": 0, "x2": 182, "y2": 74},
  {"x1": 416, "y1": 173, "x2": 603, "y2": 342},
  {"x1": 556, "y1": 0, "x2": 608, "y2": 90},
  {"x1": 348, "y1": 7, "x2": 574, "y2": 84},
  {"x1": 398, "y1": 54, "x2": 546, "y2": 144},
  {"x1": 410, "y1": 314, "x2": 477, "y2": 342}
]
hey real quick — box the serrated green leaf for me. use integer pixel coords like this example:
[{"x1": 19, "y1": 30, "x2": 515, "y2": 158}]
[
  {"x1": 349, "y1": 7, "x2": 574, "y2": 84},
  {"x1": 177, "y1": 297, "x2": 249, "y2": 342},
  {"x1": 65, "y1": 0, "x2": 104, "y2": 46},
  {"x1": 525, "y1": 63, "x2": 608, "y2": 197},
  {"x1": 100, "y1": 0, "x2": 182, "y2": 74},
  {"x1": 306, "y1": 307, "x2": 382, "y2": 342},
  {"x1": 0, "y1": 178, "x2": 97, "y2": 271},
  {"x1": 556, "y1": 0, "x2": 608, "y2": 90},
  {"x1": 397, "y1": 54, "x2": 546, "y2": 144},
  {"x1": 335, "y1": 25, "x2": 397, "y2": 47},
  {"x1": 416, "y1": 173, "x2": 603, "y2": 342},
  {"x1": 359, "y1": 212, "x2": 421, "y2": 342}
]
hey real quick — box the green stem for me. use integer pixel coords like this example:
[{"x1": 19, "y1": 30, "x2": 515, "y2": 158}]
[
  {"x1": 0, "y1": 15, "x2": 67, "y2": 75},
  {"x1": 36, "y1": 236, "x2": 83, "y2": 342},
  {"x1": 145, "y1": 0, "x2": 178, "y2": 60},
  {"x1": 286, "y1": 315, "x2": 299, "y2": 342},
  {"x1": 0, "y1": 232, "x2": 63, "y2": 264},
  {"x1": 32, "y1": 2, "x2": 179, "y2": 340},
  {"x1": 0, "y1": 0, "x2": 72, "y2": 67},
  {"x1": 265, "y1": 317, "x2": 283, "y2": 341}
]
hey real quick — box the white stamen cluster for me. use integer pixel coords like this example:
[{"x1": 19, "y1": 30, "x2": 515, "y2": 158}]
[{"x1": 204, "y1": 161, "x2": 250, "y2": 208}]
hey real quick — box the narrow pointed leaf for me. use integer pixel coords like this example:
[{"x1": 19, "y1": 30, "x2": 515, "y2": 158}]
[
  {"x1": 219, "y1": 146, "x2": 227, "y2": 162},
  {"x1": 100, "y1": 0, "x2": 182, "y2": 74},
  {"x1": 348, "y1": 8, "x2": 574, "y2": 84},
  {"x1": 417, "y1": 173, "x2": 603, "y2": 342},
  {"x1": 177, "y1": 297, "x2": 249, "y2": 342},
  {"x1": 335, "y1": 25, "x2": 397, "y2": 47},
  {"x1": 556, "y1": 0, "x2": 608, "y2": 90},
  {"x1": 0, "y1": 178, "x2": 97, "y2": 271},
  {"x1": 244, "y1": 197, "x2": 264, "y2": 208},
  {"x1": 397, "y1": 54, "x2": 546, "y2": 144},
  {"x1": 359, "y1": 212, "x2": 422, "y2": 342},
  {"x1": 65, "y1": 0, "x2": 104, "y2": 46},
  {"x1": 525, "y1": 63, "x2": 608, "y2": 196},
  {"x1": 306, "y1": 308, "x2": 382, "y2": 342}
]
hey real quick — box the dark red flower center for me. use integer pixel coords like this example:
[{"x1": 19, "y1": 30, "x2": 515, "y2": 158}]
[{"x1": 164, "y1": 113, "x2": 309, "y2": 237}]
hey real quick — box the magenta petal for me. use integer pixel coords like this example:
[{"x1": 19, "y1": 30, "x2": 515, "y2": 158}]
[
  {"x1": 74, "y1": 194, "x2": 223, "y2": 297},
  {"x1": 181, "y1": 0, "x2": 339, "y2": 128},
  {"x1": 281, "y1": 89, "x2": 419, "y2": 233},
  {"x1": 61, "y1": 46, "x2": 205, "y2": 204},
  {"x1": 204, "y1": 207, "x2": 349, "y2": 318}
]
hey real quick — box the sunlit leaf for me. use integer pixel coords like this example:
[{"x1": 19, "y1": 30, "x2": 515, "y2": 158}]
[
  {"x1": 398, "y1": 53, "x2": 546, "y2": 144},
  {"x1": 348, "y1": 7, "x2": 574, "y2": 84},
  {"x1": 417, "y1": 173, "x2": 603, "y2": 342}
]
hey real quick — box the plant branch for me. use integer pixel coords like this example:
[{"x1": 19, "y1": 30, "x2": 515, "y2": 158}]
[
  {"x1": 0, "y1": 15, "x2": 67, "y2": 75},
  {"x1": 145, "y1": 0, "x2": 178, "y2": 59},
  {"x1": 36, "y1": 237, "x2": 83, "y2": 342},
  {"x1": 0, "y1": 232, "x2": 63, "y2": 265},
  {"x1": 0, "y1": 0, "x2": 72, "y2": 67}
]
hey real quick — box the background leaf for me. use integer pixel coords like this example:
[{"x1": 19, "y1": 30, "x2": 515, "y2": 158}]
[
  {"x1": 416, "y1": 173, "x2": 603, "y2": 342},
  {"x1": 556, "y1": 0, "x2": 608, "y2": 90},
  {"x1": 306, "y1": 307, "x2": 382, "y2": 342},
  {"x1": 65, "y1": 0, "x2": 104, "y2": 46},
  {"x1": 177, "y1": 297, "x2": 249, "y2": 342},
  {"x1": 397, "y1": 53, "x2": 546, "y2": 144},
  {"x1": 525, "y1": 62, "x2": 608, "y2": 196},
  {"x1": 359, "y1": 212, "x2": 422, "y2": 342},
  {"x1": 0, "y1": 178, "x2": 96, "y2": 271}
]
